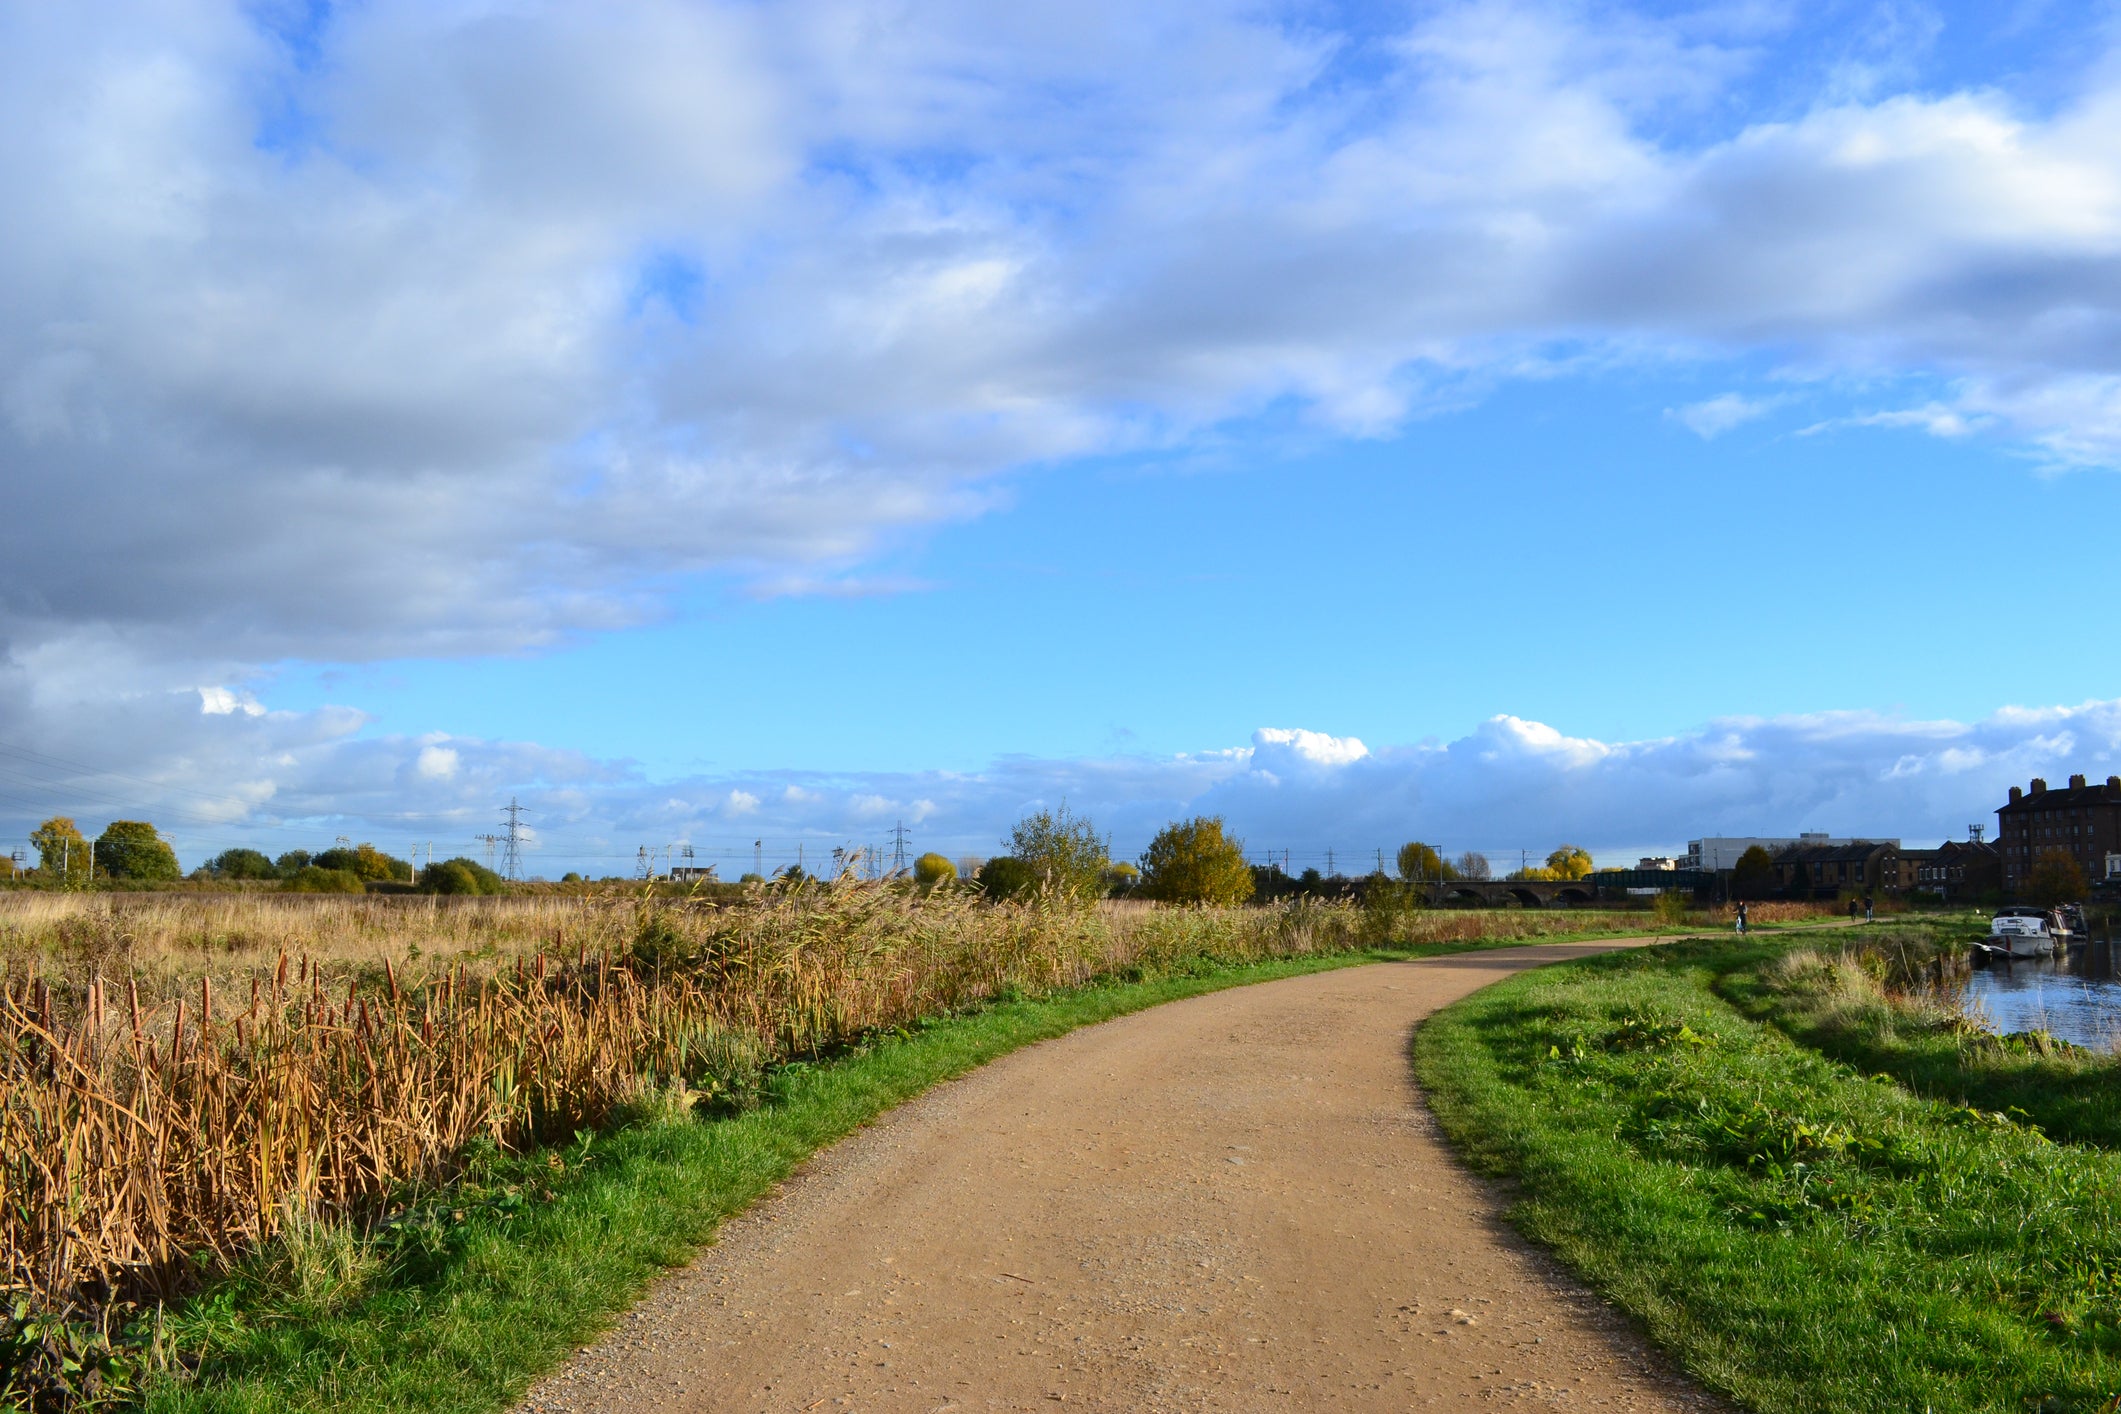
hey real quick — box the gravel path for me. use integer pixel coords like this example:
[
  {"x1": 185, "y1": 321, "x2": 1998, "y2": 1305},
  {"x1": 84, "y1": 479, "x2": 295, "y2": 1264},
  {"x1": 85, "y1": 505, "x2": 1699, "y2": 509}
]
[{"x1": 517, "y1": 940, "x2": 1727, "y2": 1412}]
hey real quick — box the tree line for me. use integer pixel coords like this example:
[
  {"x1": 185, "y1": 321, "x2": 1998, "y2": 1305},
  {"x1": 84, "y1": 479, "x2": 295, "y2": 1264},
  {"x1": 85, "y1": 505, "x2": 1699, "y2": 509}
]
[{"x1": 10, "y1": 817, "x2": 508, "y2": 895}]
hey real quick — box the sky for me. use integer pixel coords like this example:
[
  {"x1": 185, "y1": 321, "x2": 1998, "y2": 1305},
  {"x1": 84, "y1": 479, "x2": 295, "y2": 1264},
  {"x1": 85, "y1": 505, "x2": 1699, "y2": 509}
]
[{"x1": 4, "y1": 0, "x2": 2121, "y2": 879}]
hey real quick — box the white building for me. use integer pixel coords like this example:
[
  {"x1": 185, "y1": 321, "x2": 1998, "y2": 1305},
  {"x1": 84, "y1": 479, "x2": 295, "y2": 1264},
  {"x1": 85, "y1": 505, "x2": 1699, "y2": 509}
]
[{"x1": 1683, "y1": 834, "x2": 1897, "y2": 872}]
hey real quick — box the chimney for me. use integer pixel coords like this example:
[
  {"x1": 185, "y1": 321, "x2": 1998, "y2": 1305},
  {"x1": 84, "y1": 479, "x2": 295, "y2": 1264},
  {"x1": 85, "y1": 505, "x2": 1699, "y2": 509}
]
[
  {"x1": 2108, "y1": 776, "x2": 2120, "y2": 790},
  {"x1": 2031, "y1": 777, "x2": 2048, "y2": 794},
  {"x1": 2071, "y1": 774, "x2": 2088, "y2": 790},
  {"x1": 2010, "y1": 786, "x2": 2023, "y2": 803}
]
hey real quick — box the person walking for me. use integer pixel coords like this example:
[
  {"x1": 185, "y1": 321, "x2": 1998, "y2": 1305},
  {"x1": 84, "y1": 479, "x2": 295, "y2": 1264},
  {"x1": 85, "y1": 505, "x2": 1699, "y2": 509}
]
[
  {"x1": 1735, "y1": 900, "x2": 1748, "y2": 935},
  {"x1": 1864, "y1": 895, "x2": 1874, "y2": 923}
]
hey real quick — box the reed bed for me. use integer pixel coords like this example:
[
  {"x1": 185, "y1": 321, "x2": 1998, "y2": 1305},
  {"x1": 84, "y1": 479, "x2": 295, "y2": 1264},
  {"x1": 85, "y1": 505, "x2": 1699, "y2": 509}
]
[{"x1": 0, "y1": 884, "x2": 1381, "y2": 1325}]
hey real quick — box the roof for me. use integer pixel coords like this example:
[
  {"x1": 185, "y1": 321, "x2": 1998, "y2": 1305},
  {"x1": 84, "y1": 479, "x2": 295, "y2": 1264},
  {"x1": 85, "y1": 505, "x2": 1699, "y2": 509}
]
[
  {"x1": 1998, "y1": 776, "x2": 2121, "y2": 814},
  {"x1": 1773, "y1": 842, "x2": 1894, "y2": 864}
]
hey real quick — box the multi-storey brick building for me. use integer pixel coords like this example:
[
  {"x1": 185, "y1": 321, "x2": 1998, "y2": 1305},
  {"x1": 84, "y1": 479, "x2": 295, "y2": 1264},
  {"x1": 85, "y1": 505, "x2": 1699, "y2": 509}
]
[{"x1": 1995, "y1": 774, "x2": 2121, "y2": 891}]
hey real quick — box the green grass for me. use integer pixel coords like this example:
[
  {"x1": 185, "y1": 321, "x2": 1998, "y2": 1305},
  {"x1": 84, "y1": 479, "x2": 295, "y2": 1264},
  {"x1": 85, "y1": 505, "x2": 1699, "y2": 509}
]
[
  {"x1": 1416, "y1": 935, "x2": 2121, "y2": 1414},
  {"x1": 1713, "y1": 923, "x2": 2121, "y2": 1151},
  {"x1": 141, "y1": 930, "x2": 1603, "y2": 1414}
]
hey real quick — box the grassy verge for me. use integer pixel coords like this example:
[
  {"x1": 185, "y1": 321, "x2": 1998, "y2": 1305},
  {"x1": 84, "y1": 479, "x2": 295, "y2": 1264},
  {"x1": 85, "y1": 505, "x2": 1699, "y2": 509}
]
[
  {"x1": 1416, "y1": 933, "x2": 2121, "y2": 1414},
  {"x1": 141, "y1": 929, "x2": 1613, "y2": 1414},
  {"x1": 1713, "y1": 922, "x2": 2121, "y2": 1150}
]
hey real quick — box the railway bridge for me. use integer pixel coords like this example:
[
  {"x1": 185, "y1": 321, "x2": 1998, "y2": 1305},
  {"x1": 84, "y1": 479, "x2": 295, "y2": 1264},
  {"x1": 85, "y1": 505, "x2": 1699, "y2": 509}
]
[{"x1": 1403, "y1": 869, "x2": 1716, "y2": 908}]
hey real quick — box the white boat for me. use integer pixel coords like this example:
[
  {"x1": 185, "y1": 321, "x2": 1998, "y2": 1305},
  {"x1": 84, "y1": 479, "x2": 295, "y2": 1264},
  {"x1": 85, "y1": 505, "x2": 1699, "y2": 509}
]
[{"x1": 1981, "y1": 906, "x2": 2067, "y2": 959}]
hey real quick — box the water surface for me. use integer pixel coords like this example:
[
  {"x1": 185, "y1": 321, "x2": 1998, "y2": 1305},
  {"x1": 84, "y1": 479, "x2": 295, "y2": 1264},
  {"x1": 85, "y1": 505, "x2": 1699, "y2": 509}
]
[{"x1": 1961, "y1": 940, "x2": 2121, "y2": 1051}]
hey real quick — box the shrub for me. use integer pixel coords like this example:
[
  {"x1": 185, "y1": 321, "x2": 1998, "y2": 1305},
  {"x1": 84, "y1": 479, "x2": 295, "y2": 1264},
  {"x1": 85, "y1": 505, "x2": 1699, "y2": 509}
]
[
  {"x1": 912, "y1": 852, "x2": 957, "y2": 887},
  {"x1": 284, "y1": 866, "x2": 365, "y2": 894},
  {"x1": 976, "y1": 856, "x2": 1037, "y2": 900},
  {"x1": 1140, "y1": 816, "x2": 1255, "y2": 905},
  {"x1": 1006, "y1": 804, "x2": 1108, "y2": 902},
  {"x1": 421, "y1": 858, "x2": 504, "y2": 896},
  {"x1": 313, "y1": 844, "x2": 411, "y2": 883},
  {"x1": 94, "y1": 821, "x2": 182, "y2": 882}
]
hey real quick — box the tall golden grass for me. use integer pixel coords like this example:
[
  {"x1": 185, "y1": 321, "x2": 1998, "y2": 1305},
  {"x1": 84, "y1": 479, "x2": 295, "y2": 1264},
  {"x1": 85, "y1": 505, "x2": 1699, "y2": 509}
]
[
  {"x1": 1, "y1": 885, "x2": 1364, "y2": 1314},
  {"x1": 0, "y1": 885, "x2": 1682, "y2": 1320}
]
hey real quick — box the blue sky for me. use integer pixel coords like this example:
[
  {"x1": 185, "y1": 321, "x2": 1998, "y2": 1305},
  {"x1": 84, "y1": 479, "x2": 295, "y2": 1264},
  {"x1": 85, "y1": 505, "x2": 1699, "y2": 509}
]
[{"x1": 3, "y1": 0, "x2": 2121, "y2": 878}]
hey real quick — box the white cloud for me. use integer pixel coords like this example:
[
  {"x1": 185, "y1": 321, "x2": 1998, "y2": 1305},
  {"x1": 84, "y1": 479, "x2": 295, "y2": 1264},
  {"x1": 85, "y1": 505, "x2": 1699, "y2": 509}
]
[
  {"x1": 1671, "y1": 393, "x2": 1775, "y2": 438},
  {"x1": 197, "y1": 685, "x2": 263, "y2": 717},
  {"x1": 5, "y1": 0, "x2": 2121, "y2": 702},
  {"x1": 1798, "y1": 401, "x2": 1986, "y2": 440},
  {"x1": 8, "y1": 685, "x2": 2113, "y2": 878},
  {"x1": 415, "y1": 745, "x2": 460, "y2": 780},
  {"x1": 1250, "y1": 727, "x2": 1370, "y2": 770}
]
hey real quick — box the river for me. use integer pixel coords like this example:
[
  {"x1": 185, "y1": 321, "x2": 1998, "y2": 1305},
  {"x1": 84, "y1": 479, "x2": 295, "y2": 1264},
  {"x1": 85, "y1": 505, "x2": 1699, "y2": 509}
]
[{"x1": 1961, "y1": 939, "x2": 2121, "y2": 1051}]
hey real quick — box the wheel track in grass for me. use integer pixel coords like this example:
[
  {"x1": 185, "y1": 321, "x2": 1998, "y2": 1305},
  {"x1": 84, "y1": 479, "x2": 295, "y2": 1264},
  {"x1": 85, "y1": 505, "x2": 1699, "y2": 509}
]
[{"x1": 517, "y1": 939, "x2": 1731, "y2": 1413}]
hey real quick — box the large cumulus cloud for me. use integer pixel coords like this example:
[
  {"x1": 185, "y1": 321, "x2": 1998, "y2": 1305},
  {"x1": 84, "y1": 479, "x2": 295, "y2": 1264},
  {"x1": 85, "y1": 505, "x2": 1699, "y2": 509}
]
[{"x1": 6, "y1": 0, "x2": 2121, "y2": 683}]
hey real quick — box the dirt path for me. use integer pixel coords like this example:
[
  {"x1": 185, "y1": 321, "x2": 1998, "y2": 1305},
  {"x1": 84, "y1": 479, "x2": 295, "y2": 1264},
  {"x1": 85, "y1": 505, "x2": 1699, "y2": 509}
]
[{"x1": 518, "y1": 941, "x2": 1725, "y2": 1412}]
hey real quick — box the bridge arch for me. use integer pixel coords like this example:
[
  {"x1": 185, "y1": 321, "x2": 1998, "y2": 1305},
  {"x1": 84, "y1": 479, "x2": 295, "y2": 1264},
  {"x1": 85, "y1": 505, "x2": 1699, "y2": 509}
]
[{"x1": 1506, "y1": 887, "x2": 1545, "y2": 908}]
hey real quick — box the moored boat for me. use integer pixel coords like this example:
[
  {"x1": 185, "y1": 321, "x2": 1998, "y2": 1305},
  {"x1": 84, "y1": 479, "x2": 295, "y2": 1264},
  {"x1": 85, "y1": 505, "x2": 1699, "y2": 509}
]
[{"x1": 1976, "y1": 906, "x2": 2068, "y2": 961}]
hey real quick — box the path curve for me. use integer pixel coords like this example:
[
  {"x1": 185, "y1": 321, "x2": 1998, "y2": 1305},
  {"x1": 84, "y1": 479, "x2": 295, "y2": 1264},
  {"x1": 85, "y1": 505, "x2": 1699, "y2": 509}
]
[{"x1": 519, "y1": 941, "x2": 1725, "y2": 1412}]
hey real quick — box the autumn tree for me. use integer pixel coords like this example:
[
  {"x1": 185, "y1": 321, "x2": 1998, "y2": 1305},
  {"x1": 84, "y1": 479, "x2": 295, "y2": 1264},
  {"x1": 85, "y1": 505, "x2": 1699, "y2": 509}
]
[
  {"x1": 1545, "y1": 845, "x2": 1594, "y2": 881},
  {"x1": 1140, "y1": 816, "x2": 1255, "y2": 905},
  {"x1": 30, "y1": 817, "x2": 89, "y2": 882},
  {"x1": 1453, "y1": 850, "x2": 1492, "y2": 881},
  {"x1": 2028, "y1": 847, "x2": 2088, "y2": 908},
  {"x1": 1395, "y1": 841, "x2": 1457, "y2": 883}
]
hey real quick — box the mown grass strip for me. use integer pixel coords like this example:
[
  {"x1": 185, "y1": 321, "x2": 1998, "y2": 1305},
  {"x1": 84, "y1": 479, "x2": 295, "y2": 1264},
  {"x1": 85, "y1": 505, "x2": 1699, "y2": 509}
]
[
  {"x1": 1416, "y1": 938, "x2": 2121, "y2": 1414},
  {"x1": 148, "y1": 932, "x2": 1600, "y2": 1414}
]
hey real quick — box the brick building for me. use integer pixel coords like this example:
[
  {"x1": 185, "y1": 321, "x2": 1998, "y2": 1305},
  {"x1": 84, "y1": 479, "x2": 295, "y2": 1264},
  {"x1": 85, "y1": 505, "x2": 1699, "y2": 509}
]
[
  {"x1": 1774, "y1": 840, "x2": 1901, "y2": 899},
  {"x1": 1903, "y1": 838, "x2": 2003, "y2": 902},
  {"x1": 1995, "y1": 774, "x2": 2121, "y2": 891}
]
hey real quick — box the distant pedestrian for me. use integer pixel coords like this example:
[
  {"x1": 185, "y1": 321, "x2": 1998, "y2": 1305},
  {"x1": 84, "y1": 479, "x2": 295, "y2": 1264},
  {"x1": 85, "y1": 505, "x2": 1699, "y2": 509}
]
[
  {"x1": 1848, "y1": 898, "x2": 1860, "y2": 922},
  {"x1": 1735, "y1": 901, "x2": 1748, "y2": 935},
  {"x1": 1864, "y1": 895, "x2": 1875, "y2": 923}
]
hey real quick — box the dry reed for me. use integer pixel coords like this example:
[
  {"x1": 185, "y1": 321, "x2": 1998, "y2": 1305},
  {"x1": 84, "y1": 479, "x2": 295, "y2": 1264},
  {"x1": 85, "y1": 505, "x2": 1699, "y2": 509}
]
[
  {"x1": 0, "y1": 885, "x2": 1375, "y2": 1317},
  {"x1": 0, "y1": 884, "x2": 1686, "y2": 1326}
]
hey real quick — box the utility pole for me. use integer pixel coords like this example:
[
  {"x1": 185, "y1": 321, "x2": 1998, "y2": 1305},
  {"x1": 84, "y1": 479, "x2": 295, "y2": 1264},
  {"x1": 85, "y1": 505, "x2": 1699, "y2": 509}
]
[
  {"x1": 889, "y1": 821, "x2": 910, "y2": 876},
  {"x1": 636, "y1": 845, "x2": 653, "y2": 879},
  {"x1": 1325, "y1": 847, "x2": 1335, "y2": 879},
  {"x1": 499, "y1": 798, "x2": 527, "y2": 882},
  {"x1": 473, "y1": 833, "x2": 501, "y2": 873}
]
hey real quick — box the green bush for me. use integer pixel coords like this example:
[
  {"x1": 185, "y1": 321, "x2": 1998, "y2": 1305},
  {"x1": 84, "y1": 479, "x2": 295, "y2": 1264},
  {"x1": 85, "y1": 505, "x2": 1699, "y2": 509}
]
[
  {"x1": 976, "y1": 856, "x2": 1037, "y2": 900},
  {"x1": 912, "y1": 852, "x2": 957, "y2": 887},
  {"x1": 95, "y1": 821, "x2": 182, "y2": 881},
  {"x1": 421, "y1": 858, "x2": 505, "y2": 896},
  {"x1": 205, "y1": 848, "x2": 279, "y2": 881},
  {"x1": 313, "y1": 844, "x2": 412, "y2": 883},
  {"x1": 284, "y1": 866, "x2": 365, "y2": 894}
]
